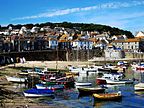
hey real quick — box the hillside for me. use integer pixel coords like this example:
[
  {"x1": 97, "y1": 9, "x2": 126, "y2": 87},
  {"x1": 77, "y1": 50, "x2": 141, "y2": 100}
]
[{"x1": 0, "y1": 22, "x2": 134, "y2": 38}]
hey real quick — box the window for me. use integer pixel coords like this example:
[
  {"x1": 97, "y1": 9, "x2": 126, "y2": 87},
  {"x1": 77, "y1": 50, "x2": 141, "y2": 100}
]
[{"x1": 131, "y1": 46, "x2": 133, "y2": 49}]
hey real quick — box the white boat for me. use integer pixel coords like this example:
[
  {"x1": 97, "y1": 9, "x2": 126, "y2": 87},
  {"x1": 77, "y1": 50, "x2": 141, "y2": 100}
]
[
  {"x1": 5, "y1": 76, "x2": 26, "y2": 83},
  {"x1": 80, "y1": 66, "x2": 98, "y2": 74},
  {"x1": 35, "y1": 84, "x2": 64, "y2": 90},
  {"x1": 96, "y1": 73, "x2": 133, "y2": 84},
  {"x1": 23, "y1": 93, "x2": 53, "y2": 97},
  {"x1": 68, "y1": 65, "x2": 98, "y2": 74},
  {"x1": 75, "y1": 82, "x2": 92, "y2": 86},
  {"x1": 105, "y1": 78, "x2": 133, "y2": 84},
  {"x1": 68, "y1": 65, "x2": 82, "y2": 74},
  {"x1": 134, "y1": 83, "x2": 144, "y2": 91}
]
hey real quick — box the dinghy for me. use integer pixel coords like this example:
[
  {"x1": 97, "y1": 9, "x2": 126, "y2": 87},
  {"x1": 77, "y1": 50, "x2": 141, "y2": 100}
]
[
  {"x1": 93, "y1": 91, "x2": 122, "y2": 101},
  {"x1": 77, "y1": 87, "x2": 105, "y2": 95},
  {"x1": 23, "y1": 88, "x2": 54, "y2": 97},
  {"x1": 5, "y1": 75, "x2": 26, "y2": 83},
  {"x1": 35, "y1": 84, "x2": 64, "y2": 90}
]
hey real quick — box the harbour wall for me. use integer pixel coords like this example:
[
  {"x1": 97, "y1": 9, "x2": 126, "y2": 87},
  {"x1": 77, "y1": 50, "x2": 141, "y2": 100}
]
[{"x1": 0, "y1": 49, "x2": 103, "y2": 63}]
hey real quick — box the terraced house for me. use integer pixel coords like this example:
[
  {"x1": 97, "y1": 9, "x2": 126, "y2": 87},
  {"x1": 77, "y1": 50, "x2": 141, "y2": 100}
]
[{"x1": 112, "y1": 35, "x2": 144, "y2": 53}]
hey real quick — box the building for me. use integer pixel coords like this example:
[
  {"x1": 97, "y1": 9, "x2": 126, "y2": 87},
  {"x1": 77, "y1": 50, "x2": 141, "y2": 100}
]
[
  {"x1": 112, "y1": 38, "x2": 144, "y2": 52},
  {"x1": 104, "y1": 45, "x2": 125, "y2": 59}
]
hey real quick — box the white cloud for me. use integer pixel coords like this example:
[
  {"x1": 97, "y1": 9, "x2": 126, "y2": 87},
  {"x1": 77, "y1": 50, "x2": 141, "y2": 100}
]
[{"x1": 12, "y1": 1, "x2": 144, "y2": 20}]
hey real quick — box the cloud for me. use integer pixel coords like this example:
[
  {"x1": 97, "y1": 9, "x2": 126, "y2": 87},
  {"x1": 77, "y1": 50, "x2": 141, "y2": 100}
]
[{"x1": 12, "y1": 1, "x2": 144, "y2": 20}]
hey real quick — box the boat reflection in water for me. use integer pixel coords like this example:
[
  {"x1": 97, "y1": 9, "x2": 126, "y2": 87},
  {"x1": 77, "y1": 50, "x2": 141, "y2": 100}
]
[{"x1": 93, "y1": 99, "x2": 122, "y2": 108}]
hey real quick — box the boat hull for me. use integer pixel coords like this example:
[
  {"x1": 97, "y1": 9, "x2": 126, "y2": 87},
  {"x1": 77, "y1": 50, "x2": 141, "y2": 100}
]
[
  {"x1": 5, "y1": 76, "x2": 26, "y2": 83},
  {"x1": 75, "y1": 82, "x2": 92, "y2": 86},
  {"x1": 23, "y1": 88, "x2": 54, "y2": 98},
  {"x1": 77, "y1": 87, "x2": 105, "y2": 95},
  {"x1": 106, "y1": 79, "x2": 133, "y2": 84},
  {"x1": 93, "y1": 93, "x2": 122, "y2": 101},
  {"x1": 96, "y1": 78, "x2": 133, "y2": 85},
  {"x1": 134, "y1": 83, "x2": 144, "y2": 91},
  {"x1": 23, "y1": 92, "x2": 54, "y2": 98}
]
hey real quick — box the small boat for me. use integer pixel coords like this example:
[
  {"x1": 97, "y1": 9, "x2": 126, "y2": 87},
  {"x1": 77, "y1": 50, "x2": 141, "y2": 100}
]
[
  {"x1": 134, "y1": 83, "x2": 144, "y2": 91},
  {"x1": 41, "y1": 80, "x2": 75, "y2": 88},
  {"x1": 23, "y1": 88, "x2": 54, "y2": 97},
  {"x1": 131, "y1": 63, "x2": 144, "y2": 71},
  {"x1": 75, "y1": 82, "x2": 92, "y2": 86},
  {"x1": 103, "y1": 78, "x2": 133, "y2": 84},
  {"x1": 35, "y1": 84, "x2": 64, "y2": 90},
  {"x1": 96, "y1": 73, "x2": 133, "y2": 85},
  {"x1": 5, "y1": 75, "x2": 27, "y2": 83},
  {"x1": 96, "y1": 78, "x2": 107, "y2": 85},
  {"x1": 77, "y1": 87, "x2": 105, "y2": 95},
  {"x1": 93, "y1": 91, "x2": 122, "y2": 101}
]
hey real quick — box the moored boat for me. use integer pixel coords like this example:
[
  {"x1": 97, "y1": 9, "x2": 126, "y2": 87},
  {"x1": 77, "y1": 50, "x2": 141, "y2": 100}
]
[
  {"x1": 75, "y1": 82, "x2": 92, "y2": 86},
  {"x1": 134, "y1": 83, "x2": 144, "y2": 91},
  {"x1": 35, "y1": 84, "x2": 64, "y2": 90},
  {"x1": 93, "y1": 91, "x2": 122, "y2": 101},
  {"x1": 77, "y1": 87, "x2": 105, "y2": 95},
  {"x1": 23, "y1": 88, "x2": 54, "y2": 97},
  {"x1": 96, "y1": 78, "x2": 133, "y2": 85},
  {"x1": 96, "y1": 73, "x2": 133, "y2": 85},
  {"x1": 5, "y1": 75, "x2": 27, "y2": 83}
]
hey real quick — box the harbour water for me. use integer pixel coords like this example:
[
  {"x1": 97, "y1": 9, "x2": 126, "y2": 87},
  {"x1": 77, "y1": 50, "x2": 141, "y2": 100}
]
[{"x1": 12, "y1": 71, "x2": 144, "y2": 108}]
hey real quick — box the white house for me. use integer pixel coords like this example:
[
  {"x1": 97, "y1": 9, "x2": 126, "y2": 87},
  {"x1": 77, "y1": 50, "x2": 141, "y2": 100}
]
[
  {"x1": 71, "y1": 38, "x2": 93, "y2": 50},
  {"x1": 104, "y1": 45, "x2": 125, "y2": 59},
  {"x1": 135, "y1": 31, "x2": 144, "y2": 37},
  {"x1": 48, "y1": 36, "x2": 58, "y2": 49},
  {"x1": 111, "y1": 35, "x2": 127, "y2": 40}
]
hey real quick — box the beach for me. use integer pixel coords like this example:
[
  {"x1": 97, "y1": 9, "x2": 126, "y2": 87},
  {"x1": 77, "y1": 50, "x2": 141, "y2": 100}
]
[{"x1": 14, "y1": 61, "x2": 93, "y2": 69}]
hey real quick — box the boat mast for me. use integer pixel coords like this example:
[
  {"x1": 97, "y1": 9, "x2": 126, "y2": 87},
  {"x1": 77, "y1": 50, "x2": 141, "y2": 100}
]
[{"x1": 56, "y1": 47, "x2": 58, "y2": 71}]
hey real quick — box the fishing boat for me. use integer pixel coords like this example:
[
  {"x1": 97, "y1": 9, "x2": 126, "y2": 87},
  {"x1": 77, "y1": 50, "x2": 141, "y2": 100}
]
[
  {"x1": 93, "y1": 91, "x2": 122, "y2": 101},
  {"x1": 5, "y1": 75, "x2": 27, "y2": 83},
  {"x1": 96, "y1": 73, "x2": 133, "y2": 85},
  {"x1": 35, "y1": 84, "x2": 64, "y2": 90},
  {"x1": 75, "y1": 82, "x2": 92, "y2": 86},
  {"x1": 97, "y1": 78, "x2": 133, "y2": 85},
  {"x1": 134, "y1": 83, "x2": 144, "y2": 91},
  {"x1": 77, "y1": 87, "x2": 105, "y2": 95},
  {"x1": 23, "y1": 88, "x2": 54, "y2": 97}
]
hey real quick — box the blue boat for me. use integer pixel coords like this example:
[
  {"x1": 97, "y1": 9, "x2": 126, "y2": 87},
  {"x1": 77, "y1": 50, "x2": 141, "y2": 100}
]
[{"x1": 23, "y1": 88, "x2": 54, "y2": 97}]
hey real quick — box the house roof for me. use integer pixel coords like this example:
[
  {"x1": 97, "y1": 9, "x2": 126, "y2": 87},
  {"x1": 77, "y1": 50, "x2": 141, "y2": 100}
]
[
  {"x1": 59, "y1": 34, "x2": 68, "y2": 40},
  {"x1": 135, "y1": 31, "x2": 144, "y2": 37},
  {"x1": 72, "y1": 38, "x2": 92, "y2": 42},
  {"x1": 97, "y1": 40, "x2": 108, "y2": 44},
  {"x1": 89, "y1": 38, "x2": 98, "y2": 42},
  {"x1": 112, "y1": 38, "x2": 141, "y2": 43}
]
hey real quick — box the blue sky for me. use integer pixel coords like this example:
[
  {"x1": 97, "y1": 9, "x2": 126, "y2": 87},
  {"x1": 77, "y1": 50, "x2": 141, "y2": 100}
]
[{"x1": 1, "y1": 0, "x2": 144, "y2": 35}]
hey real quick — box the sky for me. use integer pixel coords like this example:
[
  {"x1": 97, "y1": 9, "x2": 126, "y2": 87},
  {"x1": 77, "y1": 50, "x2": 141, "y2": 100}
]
[{"x1": 1, "y1": 0, "x2": 144, "y2": 35}]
